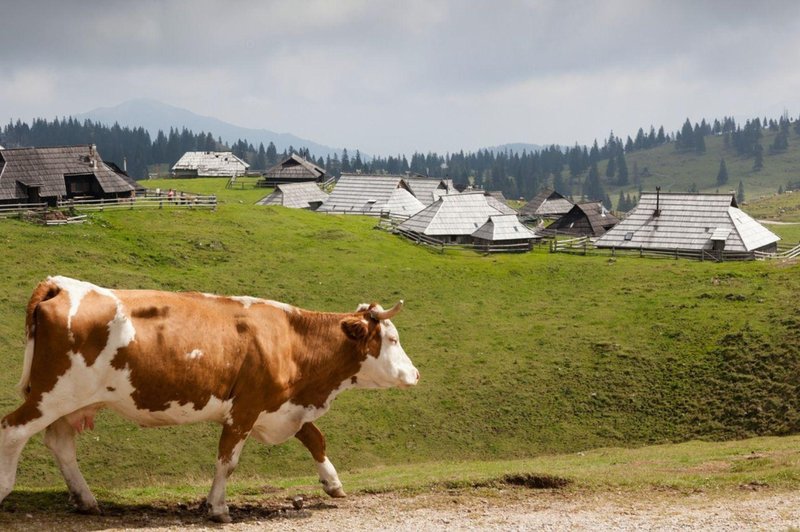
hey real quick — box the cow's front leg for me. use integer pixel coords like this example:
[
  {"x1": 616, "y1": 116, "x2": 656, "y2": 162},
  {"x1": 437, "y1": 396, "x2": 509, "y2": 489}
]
[
  {"x1": 295, "y1": 422, "x2": 345, "y2": 497},
  {"x1": 206, "y1": 425, "x2": 249, "y2": 523}
]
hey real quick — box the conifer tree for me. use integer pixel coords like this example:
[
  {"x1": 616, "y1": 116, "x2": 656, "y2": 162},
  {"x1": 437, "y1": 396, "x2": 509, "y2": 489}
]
[
  {"x1": 716, "y1": 158, "x2": 728, "y2": 186},
  {"x1": 616, "y1": 151, "x2": 629, "y2": 186},
  {"x1": 753, "y1": 143, "x2": 764, "y2": 170},
  {"x1": 737, "y1": 180, "x2": 745, "y2": 203}
]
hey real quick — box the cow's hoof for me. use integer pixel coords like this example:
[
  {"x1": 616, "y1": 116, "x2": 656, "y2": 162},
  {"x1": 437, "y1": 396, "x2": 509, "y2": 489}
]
[
  {"x1": 209, "y1": 512, "x2": 232, "y2": 524},
  {"x1": 325, "y1": 486, "x2": 346, "y2": 498},
  {"x1": 75, "y1": 503, "x2": 102, "y2": 515}
]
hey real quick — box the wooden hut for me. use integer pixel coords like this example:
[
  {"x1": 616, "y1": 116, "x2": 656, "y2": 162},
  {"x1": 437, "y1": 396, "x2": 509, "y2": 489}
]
[
  {"x1": 519, "y1": 188, "x2": 573, "y2": 219},
  {"x1": 255, "y1": 182, "x2": 329, "y2": 210},
  {"x1": 397, "y1": 192, "x2": 512, "y2": 244},
  {"x1": 257, "y1": 154, "x2": 326, "y2": 187},
  {"x1": 0, "y1": 144, "x2": 134, "y2": 206},
  {"x1": 471, "y1": 214, "x2": 541, "y2": 252},
  {"x1": 317, "y1": 174, "x2": 424, "y2": 219},
  {"x1": 403, "y1": 177, "x2": 456, "y2": 205},
  {"x1": 548, "y1": 202, "x2": 619, "y2": 237},
  {"x1": 595, "y1": 191, "x2": 780, "y2": 255},
  {"x1": 172, "y1": 151, "x2": 249, "y2": 177}
]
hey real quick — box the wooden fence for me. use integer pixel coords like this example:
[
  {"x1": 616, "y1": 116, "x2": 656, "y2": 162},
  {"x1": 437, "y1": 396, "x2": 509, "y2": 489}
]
[
  {"x1": 549, "y1": 235, "x2": 796, "y2": 262},
  {"x1": 393, "y1": 227, "x2": 537, "y2": 254},
  {"x1": 55, "y1": 193, "x2": 217, "y2": 212},
  {"x1": 0, "y1": 202, "x2": 48, "y2": 218}
]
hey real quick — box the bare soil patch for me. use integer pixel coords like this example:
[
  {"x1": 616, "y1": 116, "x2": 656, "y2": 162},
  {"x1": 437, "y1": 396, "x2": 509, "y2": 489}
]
[{"x1": 2, "y1": 484, "x2": 800, "y2": 531}]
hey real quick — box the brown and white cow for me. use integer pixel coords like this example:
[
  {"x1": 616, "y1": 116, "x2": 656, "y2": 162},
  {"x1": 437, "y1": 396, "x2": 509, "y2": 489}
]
[{"x1": 0, "y1": 276, "x2": 418, "y2": 522}]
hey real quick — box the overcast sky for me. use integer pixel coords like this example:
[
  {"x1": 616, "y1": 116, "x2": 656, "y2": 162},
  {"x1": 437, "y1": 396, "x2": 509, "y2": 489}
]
[{"x1": 1, "y1": 0, "x2": 799, "y2": 155}]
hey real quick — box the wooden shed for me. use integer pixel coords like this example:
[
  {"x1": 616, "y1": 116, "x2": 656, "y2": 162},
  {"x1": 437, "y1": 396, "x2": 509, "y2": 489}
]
[
  {"x1": 471, "y1": 214, "x2": 541, "y2": 252},
  {"x1": 519, "y1": 188, "x2": 574, "y2": 219},
  {"x1": 595, "y1": 192, "x2": 780, "y2": 255},
  {"x1": 172, "y1": 151, "x2": 249, "y2": 177},
  {"x1": 548, "y1": 202, "x2": 619, "y2": 237},
  {"x1": 403, "y1": 177, "x2": 456, "y2": 205},
  {"x1": 317, "y1": 174, "x2": 424, "y2": 219},
  {"x1": 257, "y1": 154, "x2": 326, "y2": 187},
  {"x1": 0, "y1": 144, "x2": 134, "y2": 206},
  {"x1": 397, "y1": 191, "x2": 512, "y2": 244},
  {"x1": 255, "y1": 182, "x2": 329, "y2": 210}
]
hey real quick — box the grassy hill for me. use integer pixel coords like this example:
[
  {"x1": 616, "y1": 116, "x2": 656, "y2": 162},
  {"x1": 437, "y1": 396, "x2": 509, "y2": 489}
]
[
  {"x1": 1, "y1": 179, "x2": 799, "y2": 494},
  {"x1": 601, "y1": 127, "x2": 800, "y2": 207}
]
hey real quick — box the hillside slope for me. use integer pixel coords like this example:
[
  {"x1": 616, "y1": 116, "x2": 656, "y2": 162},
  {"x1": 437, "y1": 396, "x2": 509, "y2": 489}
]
[
  {"x1": 605, "y1": 127, "x2": 800, "y2": 204},
  {"x1": 0, "y1": 185, "x2": 798, "y2": 490}
]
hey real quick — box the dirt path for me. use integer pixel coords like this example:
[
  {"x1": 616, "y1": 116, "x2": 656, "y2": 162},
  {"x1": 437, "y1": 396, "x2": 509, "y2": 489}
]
[{"x1": 3, "y1": 486, "x2": 800, "y2": 531}]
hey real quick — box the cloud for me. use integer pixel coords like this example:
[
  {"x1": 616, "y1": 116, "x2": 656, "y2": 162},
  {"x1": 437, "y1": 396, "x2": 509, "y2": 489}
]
[{"x1": 2, "y1": 0, "x2": 800, "y2": 153}]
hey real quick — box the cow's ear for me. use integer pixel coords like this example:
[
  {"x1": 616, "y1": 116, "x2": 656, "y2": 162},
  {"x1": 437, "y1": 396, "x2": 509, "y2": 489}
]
[{"x1": 341, "y1": 317, "x2": 369, "y2": 341}]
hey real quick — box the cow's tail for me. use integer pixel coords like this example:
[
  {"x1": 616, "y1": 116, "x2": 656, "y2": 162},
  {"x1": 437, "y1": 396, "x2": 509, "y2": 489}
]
[{"x1": 17, "y1": 278, "x2": 61, "y2": 398}]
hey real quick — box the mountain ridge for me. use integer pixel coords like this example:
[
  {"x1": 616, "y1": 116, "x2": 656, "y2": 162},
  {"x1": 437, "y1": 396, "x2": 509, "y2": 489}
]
[{"x1": 76, "y1": 98, "x2": 344, "y2": 159}]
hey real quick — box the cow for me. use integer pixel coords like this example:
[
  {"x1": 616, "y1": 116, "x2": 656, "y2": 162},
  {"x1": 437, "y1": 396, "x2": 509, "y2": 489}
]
[{"x1": 0, "y1": 276, "x2": 419, "y2": 522}]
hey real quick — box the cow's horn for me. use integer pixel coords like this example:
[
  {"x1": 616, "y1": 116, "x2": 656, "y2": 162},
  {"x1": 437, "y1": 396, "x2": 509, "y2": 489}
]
[{"x1": 370, "y1": 300, "x2": 403, "y2": 321}]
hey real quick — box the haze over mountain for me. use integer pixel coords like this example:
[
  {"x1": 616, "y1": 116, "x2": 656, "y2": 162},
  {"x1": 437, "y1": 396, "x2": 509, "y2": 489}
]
[{"x1": 76, "y1": 99, "x2": 344, "y2": 159}]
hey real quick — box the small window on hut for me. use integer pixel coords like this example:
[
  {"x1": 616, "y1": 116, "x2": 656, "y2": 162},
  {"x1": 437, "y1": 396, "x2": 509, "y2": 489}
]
[{"x1": 624, "y1": 231, "x2": 633, "y2": 241}]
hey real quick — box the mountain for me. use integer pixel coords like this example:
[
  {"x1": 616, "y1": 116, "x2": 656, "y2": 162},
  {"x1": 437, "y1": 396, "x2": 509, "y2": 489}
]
[{"x1": 76, "y1": 98, "x2": 343, "y2": 158}]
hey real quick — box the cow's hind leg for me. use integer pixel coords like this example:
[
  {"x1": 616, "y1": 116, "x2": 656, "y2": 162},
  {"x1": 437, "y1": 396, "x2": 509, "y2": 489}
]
[
  {"x1": 44, "y1": 418, "x2": 99, "y2": 514},
  {"x1": 295, "y1": 422, "x2": 345, "y2": 498},
  {"x1": 0, "y1": 402, "x2": 57, "y2": 505},
  {"x1": 206, "y1": 425, "x2": 249, "y2": 523}
]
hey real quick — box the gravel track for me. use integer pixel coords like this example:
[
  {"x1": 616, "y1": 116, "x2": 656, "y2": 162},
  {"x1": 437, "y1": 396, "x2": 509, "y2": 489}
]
[{"x1": 3, "y1": 486, "x2": 800, "y2": 531}]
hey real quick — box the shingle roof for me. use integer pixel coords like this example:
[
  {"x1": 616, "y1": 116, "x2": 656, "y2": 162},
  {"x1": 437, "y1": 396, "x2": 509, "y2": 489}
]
[
  {"x1": 403, "y1": 178, "x2": 456, "y2": 205},
  {"x1": 595, "y1": 192, "x2": 780, "y2": 252},
  {"x1": 472, "y1": 214, "x2": 540, "y2": 242},
  {"x1": 519, "y1": 188, "x2": 573, "y2": 217},
  {"x1": 262, "y1": 154, "x2": 325, "y2": 182},
  {"x1": 172, "y1": 151, "x2": 249, "y2": 176},
  {"x1": 548, "y1": 202, "x2": 619, "y2": 236},
  {"x1": 318, "y1": 174, "x2": 424, "y2": 217},
  {"x1": 398, "y1": 192, "x2": 508, "y2": 236},
  {"x1": 255, "y1": 182, "x2": 328, "y2": 209},
  {"x1": 0, "y1": 145, "x2": 134, "y2": 201},
  {"x1": 485, "y1": 192, "x2": 518, "y2": 214}
]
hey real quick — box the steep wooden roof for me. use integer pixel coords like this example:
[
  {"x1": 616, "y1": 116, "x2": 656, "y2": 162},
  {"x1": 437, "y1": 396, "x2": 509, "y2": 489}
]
[
  {"x1": 317, "y1": 174, "x2": 424, "y2": 217},
  {"x1": 0, "y1": 145, "x2": 134, "y2": 201},
  {"x1": 519, "y1": 188, "x2": 573, "y2": 217},
  {"x1": 403, "y1": 177, "x2": 456, "y2": 205},
  {"x1": 171, "y1": 151, "x2": 249, "y2": 176},
  {"x1": 472, "y1": 214, "x2": 540, "y2": 242},
  {"x1": 549, "y1": 202, "x2": 619, "y2": 236},
  {"x1": 398, "y1": 192, "x2": 509, "y2": 237},
  {"x1": 262, "y1": 154, "x2": 325, "y2": 182},
  {"x1": 255, "y1": 182, "x2": 328, "y2": 209},
  {"x1": 595, "y1": 192, "x2": 780, "y2": 252}
]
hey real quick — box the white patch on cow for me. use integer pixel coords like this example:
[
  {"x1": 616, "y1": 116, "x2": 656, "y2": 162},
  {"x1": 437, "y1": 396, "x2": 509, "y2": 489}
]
[
  {"x1": 202, "y1": 292, "x2": 296, "y2": 313},
  {"x1": 230, "y1": 296, "x2": 262, "y2": 309},
  {"x1": 317, "y1": 457, "x2": 343, "y2": 493},
  {"x1": 186, "y1": 349, "x2": 204, "y2": 360},
  {"x1": 50, "y1": 276, "x2": 118, "y2": 343},
  {"x1": 35, "y1": 293, "x2": 137, "y2": 422},
  {"x1": 251, "y1": 381, "x2": 354, "y2": 445},
  {"x1": 264, "y1": 300, "x2": 296, "y2": 313},
  {"x1": 354, "y1": 319, "x2": 418, "y2": 389}
]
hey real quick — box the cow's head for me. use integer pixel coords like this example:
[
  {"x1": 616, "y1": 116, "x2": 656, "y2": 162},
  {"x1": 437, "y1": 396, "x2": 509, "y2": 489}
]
[{"x1": 341, "y1": 301, "x2": 419, "y2": 389}]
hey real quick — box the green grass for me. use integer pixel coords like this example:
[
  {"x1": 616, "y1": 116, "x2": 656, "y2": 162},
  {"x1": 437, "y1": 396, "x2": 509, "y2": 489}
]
[{"x1": 1, "y1": 178, "x2": 799, "y2": 498}]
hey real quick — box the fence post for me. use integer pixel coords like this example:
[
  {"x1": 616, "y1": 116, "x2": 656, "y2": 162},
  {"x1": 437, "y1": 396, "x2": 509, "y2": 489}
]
[{"x1": 583, "y1": 239, "x2": 587, "y2": 256}]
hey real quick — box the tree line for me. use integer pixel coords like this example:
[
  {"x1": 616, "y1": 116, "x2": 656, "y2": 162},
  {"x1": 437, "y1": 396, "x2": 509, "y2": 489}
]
[{"x1": 2, "y1": 112, "x2": 799, "y2": 208}]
